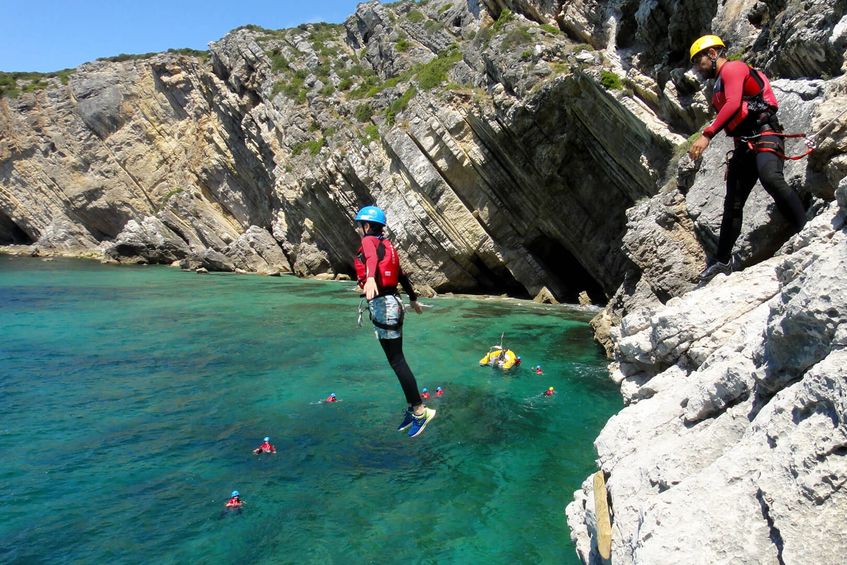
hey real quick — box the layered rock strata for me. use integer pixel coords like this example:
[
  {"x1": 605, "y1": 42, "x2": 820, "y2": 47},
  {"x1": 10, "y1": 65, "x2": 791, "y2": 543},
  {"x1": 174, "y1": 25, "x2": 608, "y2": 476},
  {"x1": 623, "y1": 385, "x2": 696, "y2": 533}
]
[{"x1": 2, "y1": 0, "x2": 847, "y2": 562}]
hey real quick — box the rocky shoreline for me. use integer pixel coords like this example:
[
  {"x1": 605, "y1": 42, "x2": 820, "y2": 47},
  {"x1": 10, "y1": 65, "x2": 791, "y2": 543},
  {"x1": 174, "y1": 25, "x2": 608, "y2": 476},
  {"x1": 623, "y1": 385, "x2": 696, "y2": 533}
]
[{"x1": 2, "y1": 0, "x2": 846, "y2": 563}]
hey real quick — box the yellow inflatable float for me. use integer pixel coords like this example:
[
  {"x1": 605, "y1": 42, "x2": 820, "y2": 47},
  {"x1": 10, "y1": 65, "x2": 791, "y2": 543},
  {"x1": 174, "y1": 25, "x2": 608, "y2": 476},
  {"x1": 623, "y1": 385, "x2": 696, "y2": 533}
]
[{"x1": 479, "y1": 345, "x2": 521, "y2": 370}]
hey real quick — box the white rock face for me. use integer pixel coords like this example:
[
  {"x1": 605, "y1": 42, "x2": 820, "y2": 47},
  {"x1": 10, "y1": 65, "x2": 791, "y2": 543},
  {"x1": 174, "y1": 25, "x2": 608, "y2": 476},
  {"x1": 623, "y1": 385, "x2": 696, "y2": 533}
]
[{"x1": 568, "y1": 201, "x2": 847, "y2": 564}]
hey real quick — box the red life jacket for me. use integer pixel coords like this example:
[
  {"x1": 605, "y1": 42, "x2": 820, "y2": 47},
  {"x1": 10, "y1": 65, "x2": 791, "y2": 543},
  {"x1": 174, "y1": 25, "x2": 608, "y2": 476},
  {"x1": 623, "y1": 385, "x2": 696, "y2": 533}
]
[
  {"x1": 226, "y1": 497, "x2": 242, "y2": 507},
  {"x1": 712, "y1": 63, "x2": 778, "y2": 136},
  {"x1": 354, "y1": 235, "x2": 400, "y2": 289}
]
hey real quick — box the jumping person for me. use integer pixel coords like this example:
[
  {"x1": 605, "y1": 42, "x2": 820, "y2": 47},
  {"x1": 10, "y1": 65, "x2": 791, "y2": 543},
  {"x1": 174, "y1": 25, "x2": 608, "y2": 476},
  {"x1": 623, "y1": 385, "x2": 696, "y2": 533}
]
[
  {"x1": 353, "y1": 205, "x2": 435, "y2": 438},
  {"x1": 687, "y1": 35, "x2": 806, "y2": 282}
]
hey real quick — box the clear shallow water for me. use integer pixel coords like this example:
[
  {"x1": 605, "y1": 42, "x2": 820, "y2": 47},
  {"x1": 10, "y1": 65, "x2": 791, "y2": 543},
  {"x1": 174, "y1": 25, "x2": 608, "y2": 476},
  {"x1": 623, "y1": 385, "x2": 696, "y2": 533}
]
[{"x1": 0, "y1": 256, "x2": 621, "y2": 564}]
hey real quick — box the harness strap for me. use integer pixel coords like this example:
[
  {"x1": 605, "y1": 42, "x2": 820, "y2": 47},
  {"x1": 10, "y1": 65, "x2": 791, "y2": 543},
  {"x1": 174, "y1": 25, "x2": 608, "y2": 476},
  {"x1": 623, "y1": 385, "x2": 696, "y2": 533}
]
[
  {"x1": 740, "y1": 130, "x2": 816, "y2": 161},
  {"x1": 361, "y1": 294, "x2": 405, "y2": 331}
]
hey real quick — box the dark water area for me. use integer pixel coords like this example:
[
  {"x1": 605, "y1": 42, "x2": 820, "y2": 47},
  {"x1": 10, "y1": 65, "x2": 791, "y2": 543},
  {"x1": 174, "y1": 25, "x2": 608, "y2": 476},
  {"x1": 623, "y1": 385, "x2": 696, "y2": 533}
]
[{"x1": 0, "y1": 256, "x2": 621, "y2": 564}]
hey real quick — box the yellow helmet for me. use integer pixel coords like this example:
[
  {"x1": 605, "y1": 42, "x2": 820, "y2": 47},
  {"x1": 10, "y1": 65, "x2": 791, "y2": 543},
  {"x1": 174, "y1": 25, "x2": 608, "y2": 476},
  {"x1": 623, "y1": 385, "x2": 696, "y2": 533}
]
[{"x1": 689, "y1": 35, "x2": 726, "y2": 62}]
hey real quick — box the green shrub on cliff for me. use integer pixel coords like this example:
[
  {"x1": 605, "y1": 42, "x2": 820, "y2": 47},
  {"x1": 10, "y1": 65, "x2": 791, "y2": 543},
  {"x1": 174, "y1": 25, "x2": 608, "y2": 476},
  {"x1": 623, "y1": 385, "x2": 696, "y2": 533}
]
[
  {"x1": 600, "y1": 70, "x2": 623, "y2": 90},
  {"x1": 166, "y1": 48, "x2": 209, "y2": 59},
  {"x1": 385, "y1": 86, "x2": 417, "y2": 124},
  {"x1": 408, "y1": 10, "x2": 425, "y2": 23},
  {"x1": 292, "y1": 137, "x2": 326, "y2": 156},
  {"x1": 354, "y1": 103, "x2": 375, "y2": 122},
  {"x1": 269, "y1": 49, "x2": 290, "y2": 72},
  {"x1": 0, "y1": 69, "x2": 75, "y2": 98},
  {"x1": 361, "y1": 123, "x2": 380, "y2": 144},
  {"x1": 502, "y1": 26, "x2": 533, "y2": 50},
  {"x1": 415, "y1": 47, "x2": 462, "y2": 89},
  {"x1": 396, "y1": 37, "x2": 411, "y2": 52}
]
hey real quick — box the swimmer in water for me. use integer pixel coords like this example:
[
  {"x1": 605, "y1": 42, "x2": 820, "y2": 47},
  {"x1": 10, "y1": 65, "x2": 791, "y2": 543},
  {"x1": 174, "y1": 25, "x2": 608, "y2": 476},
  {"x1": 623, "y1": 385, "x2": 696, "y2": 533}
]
[
  {"x1": 534, "y1": 365, "x2": 543, "y2": 375},
  {"x1": 543, "y1": 386, "x2": 555, "y2": 397},
  {"x1": 253, "y1": 436, "x2": 276, "y2": 454},
  {"x1": 325, "y1": 393, "x2": 338, "y2": 403},
  {"x1": 225, "y1": 490, "x2": 243, "y2": 508},
  {"x1": 420, "y1": 387, "x2": 430, "y2": 400},
  {"x1": 435, "y1": 386, "x2": 444, "y2": 397}
]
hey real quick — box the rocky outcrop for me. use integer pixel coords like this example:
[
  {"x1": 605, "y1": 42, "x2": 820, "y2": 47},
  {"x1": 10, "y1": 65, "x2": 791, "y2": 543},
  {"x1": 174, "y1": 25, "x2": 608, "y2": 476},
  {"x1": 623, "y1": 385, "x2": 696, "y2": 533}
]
[
  {"x1": 1, "y1": 0, "x2": 688, "y2": 300},
  {"x1": 567, "y1": 199, "x2": 847, "y2": 563},
  {"x1": 2, "y1": 1, "x2": 847, "y2": 562}
]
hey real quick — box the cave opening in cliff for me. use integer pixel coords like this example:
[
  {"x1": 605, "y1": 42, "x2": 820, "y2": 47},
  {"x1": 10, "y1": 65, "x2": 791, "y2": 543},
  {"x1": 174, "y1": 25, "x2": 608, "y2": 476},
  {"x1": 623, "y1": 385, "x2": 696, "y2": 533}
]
[
  {"x1": 526, "y1": 236, "x2": 606, "y2": 304},
  {"x1": 0, "y1": 211, "x2": 33, "y2": 245}
]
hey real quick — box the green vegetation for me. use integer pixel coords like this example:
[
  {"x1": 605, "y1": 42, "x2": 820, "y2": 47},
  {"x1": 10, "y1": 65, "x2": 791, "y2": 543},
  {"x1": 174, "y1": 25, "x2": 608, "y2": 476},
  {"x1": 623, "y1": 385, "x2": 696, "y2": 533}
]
[
  {"x1": 521, "y1": 50, "x2": 532, "y2": 59},
  {"x1": 408, "y1": 10, "x2": 425, "y2": 23},
  {"x1": 424, "y1": 20, "x2": 442, "y2": 33},
  {"x1": 502, "y1": 26, "x2": 533, "y2": 50},
  {"x1": 726, "y1": 51, "x2": 744, "y2": 62},
  {"x1": 272, "y1": 68, "x2": 308, "y2": 103},
  {"x1": 540, "y1": 23, "x2": 560, "y2": 34},
  {"x1": 0, "y1": 69, "x2": 75, "y2": 98},
  {"x1": 166, "y1": 48, "x2": 209, "y2": 59},
  {"x1": 361, "y1": 123, "x2": 380, "y2": 144},
  {"x1": 268, "y1": 48, "x2": 289, "y2": 72},
  {"x1": 414, "y1": 47, "x2": 462, "y2": 89},
  {"x1": 292, "y1": 137, "x2": 326, "y2": 156},
  {"x1": 599, "y1": 70, "x2": 623, "y2": 90},
  {"x1": 396, "y1": 37, "x2": 411, "y2": 52},
  {"x1": 338, "y1": 77, "x2": 353, "y2": 91},
  {"x1": 354, "y1": 103, "x2": 374, "y2": 122},
  {"x1": 319, "y1": 83, "x2": 336, "y2": 96},
  {"x1": 478, "y1": 8, "x2": 514, "y2": 45},
  {"x1": 385, "y1": 86, "x2": 417, "y2": 124},
  {"x1": 98, "y1": 52, "x2": 159, "y2": 63},
  {"x1": 492, "y1": 8, "x2": 513, "y2": 32},
  {"x1": 439, "y1": 3, "x2": 451, "y2": 13}
]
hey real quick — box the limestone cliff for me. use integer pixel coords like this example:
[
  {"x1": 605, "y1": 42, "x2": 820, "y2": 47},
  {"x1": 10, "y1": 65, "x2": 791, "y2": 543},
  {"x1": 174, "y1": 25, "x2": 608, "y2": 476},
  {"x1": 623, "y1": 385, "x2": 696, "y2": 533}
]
[{"x1": 2, "y1": 0, "x2": 847, "y2": 562}]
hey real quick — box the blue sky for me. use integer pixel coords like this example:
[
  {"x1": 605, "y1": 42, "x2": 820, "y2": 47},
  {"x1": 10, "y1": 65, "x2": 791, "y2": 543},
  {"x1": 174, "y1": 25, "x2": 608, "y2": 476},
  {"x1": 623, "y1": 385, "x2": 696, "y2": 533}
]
[{"x1": 0, "y1": 0, "x2": 378, "y2": 72}]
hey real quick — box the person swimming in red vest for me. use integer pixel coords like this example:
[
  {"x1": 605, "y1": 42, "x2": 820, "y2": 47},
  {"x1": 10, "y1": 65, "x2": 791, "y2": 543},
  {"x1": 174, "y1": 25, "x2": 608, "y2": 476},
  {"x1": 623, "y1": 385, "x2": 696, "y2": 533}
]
[
  {"x1": 543, "y1": 386, "x2": 555, "y2": 397},
  {"x1": 225, "y1": 490, "x2": 243, "y2": 508},
  {"x1": 687, "y1": 34, "x2": 806, "y2": 282},
  {"x1": 534, "y1": 365, "x2": 543, "y2": 375},
  {"x1": 353, "y1": 205, "x2": 435, "y2": 438},
  {"x1": 253, "y1": 436, "x2": 276, "y2": 454},
  {"x1": 421, "y1": 387, "x2": 430, "y2": 400},
  {"x1": 435, "y1": 386, "x2": 444, "y2": 397},
  {"x1": 325, "y1": 393, "x2": 338, "y2": 403}
]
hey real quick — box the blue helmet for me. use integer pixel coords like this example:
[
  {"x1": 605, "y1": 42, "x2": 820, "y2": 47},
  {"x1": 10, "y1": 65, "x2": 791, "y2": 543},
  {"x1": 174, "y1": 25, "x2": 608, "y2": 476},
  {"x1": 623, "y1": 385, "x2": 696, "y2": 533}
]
[
  {"x1": 331, "y1": 393, "x2": 336, "y2": 397},
  {"x1": 422, "y1": 387, "x2": 428, "y2": 392},
  {"x1": 264, "y1": 437, "x2": 270, "y2": 442},
  {"x1": 355, "y1": 206, "x2": 386, "y2": 226},
  {"x1": 436, "y1": 386, "x2": 442, "y2": 391},
  {"x1": 231, "y1": 490, "x2": 239, "y2": 497}
]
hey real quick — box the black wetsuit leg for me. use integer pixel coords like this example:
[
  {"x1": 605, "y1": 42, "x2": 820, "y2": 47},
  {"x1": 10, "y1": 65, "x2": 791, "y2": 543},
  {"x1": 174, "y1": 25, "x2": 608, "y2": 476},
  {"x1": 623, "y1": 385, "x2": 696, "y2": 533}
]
[
  {"x1": 716, "y1": 146, "x2": 759, "y2": 263},
  {"x1": 379, "y1": 337, "x2": 423, "y2": 406},
  {"x1": 755, "y1": 134, "x2": 807, "y2": 233}
]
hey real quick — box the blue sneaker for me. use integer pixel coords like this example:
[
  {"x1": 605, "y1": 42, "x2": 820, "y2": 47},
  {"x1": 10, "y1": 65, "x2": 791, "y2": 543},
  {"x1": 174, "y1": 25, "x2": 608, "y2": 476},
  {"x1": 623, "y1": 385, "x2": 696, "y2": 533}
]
[
  {"x1": 397, "y1": 409, "x2": 415, "y2": 432},
  {"x1": 407, "y1": 407, "x2": 436, "y2": 438}
]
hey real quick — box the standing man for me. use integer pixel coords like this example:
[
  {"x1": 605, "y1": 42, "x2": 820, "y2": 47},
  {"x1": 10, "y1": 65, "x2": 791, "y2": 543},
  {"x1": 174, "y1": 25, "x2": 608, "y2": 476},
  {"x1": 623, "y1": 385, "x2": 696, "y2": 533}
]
[
  {"x1": 687, "y1": 35, "x2": 806, "y2": 282},
  {"x1": 353, "y1": 205, "x2": 435, "y2": 438}
]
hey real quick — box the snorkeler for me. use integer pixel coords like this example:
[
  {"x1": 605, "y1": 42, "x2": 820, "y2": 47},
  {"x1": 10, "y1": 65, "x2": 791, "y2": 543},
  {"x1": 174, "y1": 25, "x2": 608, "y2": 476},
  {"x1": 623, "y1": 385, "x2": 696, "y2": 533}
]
[{"x1": 253, "y1": 437, "x2": 276, "y2": 454}]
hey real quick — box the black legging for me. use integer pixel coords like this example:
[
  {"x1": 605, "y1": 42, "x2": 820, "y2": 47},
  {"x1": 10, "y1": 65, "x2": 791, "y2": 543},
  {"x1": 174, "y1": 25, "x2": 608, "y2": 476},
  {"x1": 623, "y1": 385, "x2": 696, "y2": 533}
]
[
  {"x1": 716, "y1": 134, "x2": 807, "y2": 263},
  {"x1": 379, "y1": 337, "x2": 422, "y2": 407}
]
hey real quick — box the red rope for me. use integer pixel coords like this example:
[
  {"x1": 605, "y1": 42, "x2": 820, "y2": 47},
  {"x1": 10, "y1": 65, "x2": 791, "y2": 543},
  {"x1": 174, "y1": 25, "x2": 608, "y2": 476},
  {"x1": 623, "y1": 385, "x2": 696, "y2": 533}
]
[{"x1": 741, "y1": 131, "x2": 816, "y2": 161}]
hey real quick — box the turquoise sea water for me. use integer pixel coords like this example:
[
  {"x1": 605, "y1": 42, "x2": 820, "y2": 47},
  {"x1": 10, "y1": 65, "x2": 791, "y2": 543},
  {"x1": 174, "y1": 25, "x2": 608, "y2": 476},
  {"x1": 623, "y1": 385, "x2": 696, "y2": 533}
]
[{"x1": 0, "y1": 256, "x2": 621, "y2": 564}]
